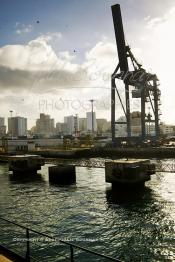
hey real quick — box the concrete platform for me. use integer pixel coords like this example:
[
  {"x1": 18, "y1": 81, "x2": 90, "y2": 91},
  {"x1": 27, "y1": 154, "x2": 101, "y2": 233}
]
[
  {"x1": 105, "y1": 158, "x2": 155, "y2": 186},
  {"x1": 8, "y1": 155, "x2": 45, "y2": 175}
]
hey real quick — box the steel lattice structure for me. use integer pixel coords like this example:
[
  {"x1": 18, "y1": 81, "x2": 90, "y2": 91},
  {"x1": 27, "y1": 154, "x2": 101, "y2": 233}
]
[{"x1": 111, "y1": 4, "x2": 161, "y2": 145}]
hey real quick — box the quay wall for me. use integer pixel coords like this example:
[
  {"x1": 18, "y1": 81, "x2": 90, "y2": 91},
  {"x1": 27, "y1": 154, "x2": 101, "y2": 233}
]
[
  {"x1": 30, "y1": 147, "x2": 175, "y2": 159},
  {"x1": 1, "y1": 147, "x2": 175, "y2": 161}
]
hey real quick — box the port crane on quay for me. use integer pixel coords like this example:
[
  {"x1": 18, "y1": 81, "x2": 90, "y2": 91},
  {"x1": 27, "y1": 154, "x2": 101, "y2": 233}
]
[{"x1": 111, "y1": 4, "x2": 161, "y2": 146}]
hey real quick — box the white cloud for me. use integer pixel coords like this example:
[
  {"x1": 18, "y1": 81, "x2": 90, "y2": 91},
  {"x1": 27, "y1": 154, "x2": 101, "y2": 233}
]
[
  {"x1": 59, "y1": 51, "x2": 75, "y2": 61},
  {"x1": 0, "y1": 34, "x2": 116, "y2": 93},
  {"x1": 37, "y1": 32, "x2": 62, "y2": 43},
  {"x1": 16, "y1": 24, "x2": 33, "y2": 34},
  {"x1": 0, "y1": 35, "x2": 116, "y2": 126},
  {"x1": 84, "y1": 41, "x2": 116, "y2": 88},
  {"x1": 131, "y1": 5, "x2": 175, "y2": 123},
  {"x1": 0, "y1": 34, "x2": 75, "y2": 72},
  {"x1": 146, "y1": 17, "x2": 165, "y2": 29}
]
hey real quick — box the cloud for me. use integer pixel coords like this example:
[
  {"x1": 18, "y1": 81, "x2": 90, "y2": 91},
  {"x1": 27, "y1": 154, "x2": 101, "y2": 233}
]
[
  {"x1": 0, "y1": 34, "x2": 116, "y2": 93},
  {"x1": 16, "y1": 24, "x2": 33, "y2": 34},
  {"x1": 37, "y1": 32, "x2": 62, "y2": 43},
  {"x1": 142, "y1": 6, "x2": 175, "y2": 84},
  {"x1": 0, "y1": 65, "x2": 92, "y2": 93},
  {"x1": 59, "y1": 51, "x2": 75, "y2": 61},
  {"x1": 0, "y1": 34, "x2": 116, "y2": 128},
  {"x1": 83, "y1": 41, "x2": 116, "y2": 87},
  {"x1": 131, "y1": 5, "x2": 175, "y2": 123}
]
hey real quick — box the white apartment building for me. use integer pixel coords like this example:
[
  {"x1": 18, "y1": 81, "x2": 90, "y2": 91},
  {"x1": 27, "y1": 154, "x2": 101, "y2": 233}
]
[
  {"x1": 35, "y1": 113, "x2": 55, "y2": 137},
  {"x1": 64, "y1": 115, "x2": 79, "y2": 135},
  {"x1": 8, "y1": 116, "x2": 27, "y2": 137}
]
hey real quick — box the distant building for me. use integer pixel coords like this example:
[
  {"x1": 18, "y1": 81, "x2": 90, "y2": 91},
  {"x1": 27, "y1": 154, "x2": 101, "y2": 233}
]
[
  {"x1": 160, "y1": 123, "x2": 175, "y2": 136},
  {"x1": 97, "y1": 119, "x2": 109, "y2": 133},
  {"x1": 55, "y1": 122, "x2": 62, "y2": 134},
  {"x1": 0, "y1": 138, "x2": 63, "y2": 153},
  {"x1": 55, "y1": 122, "x2": 68, "y2": 135},
  {"x1": 117, "y1": 111, "x2": 151, "y2": 137},
  {"x1": 0, "y1": 139, "x2": 31, "y2": 153},
  {"x1": 35, "y1": 113, "x2": 55, "y2": 137},
  {"x1": 8, "y1": 116, "x2": 27, "y2": 137},
  {"x1": 115, "y1": 116, "x2": 127, "y2": 137},
  {"x1": 116, "y1": 111, "x2": 161, "y2": 137},
  {"x1": 30, "y1": 126, "x2": 37, "y2": 135},
  {"x1": 79, "y1": 118, "x2": 87, "y2": 132},
  {"x1": 0, "y1": 117, "x2": 6, "y2": 137},
  {"x1": 131, "y1": 111, "x2": 142, "y2": 137},
  {"x1": 145, "y1": 124, "x2": 156, "y2": 136},
  {"x1": 34, "y1": 138, "x2": 63, "y2": 148},
  {"x1": 0, "y1": 118, "x2": 5, "y2": 127},
  {"x1": 64, "y1": 115, "x2": 79, "y2": 136},
  {"x1": 61, "y1": 123, "x2": 68, "y2": 134},
  {"x1": 86, "y1": 112, "x2": 97, "y2": 132}
]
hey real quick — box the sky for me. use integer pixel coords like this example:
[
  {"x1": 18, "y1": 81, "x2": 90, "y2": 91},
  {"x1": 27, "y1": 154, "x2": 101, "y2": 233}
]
[{"x1": 0, "y1": 0, "x2": 175, "y2": 128}]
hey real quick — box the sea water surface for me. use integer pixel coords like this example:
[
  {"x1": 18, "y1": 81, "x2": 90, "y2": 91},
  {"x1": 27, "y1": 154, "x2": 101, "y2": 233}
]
[{"x1": 0, "y1": 158, "x2": 175, "y2": 261}]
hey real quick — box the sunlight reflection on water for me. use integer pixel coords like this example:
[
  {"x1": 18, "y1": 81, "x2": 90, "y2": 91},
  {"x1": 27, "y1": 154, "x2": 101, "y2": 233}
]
[{"x1": 0, "y1": 158, "x2": 175, "y2": 261}]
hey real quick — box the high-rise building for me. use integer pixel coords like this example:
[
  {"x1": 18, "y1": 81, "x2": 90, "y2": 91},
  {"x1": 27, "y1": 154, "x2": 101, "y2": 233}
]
[
  {"x1": 0, "y1": 117, "x2": 6, "y2": 137},
  {"x1": 8, "y1": 117, "x2": 27, "y2": 137},
  {"x1": 35, "y1": 113, "x2": 55, "y2": 137},
  {"x1": 55, "y1": 122, "x2": 62, "y2": 134},
  {"x1": 86, "y1": 112, "x2": 97, "y2": 132},
  {"x1": 116, "y1": 112, "x2": 142, "y2": 137},
  {"x1": 64, "y1": 115, "x2": 79, "y2": 135},
  {"x1": 97, "y1": 119, "x2": 109, "y2": 133},
  {"x1": 55, "y1": 122, "x2": 67, "y2": 135},
  {"x1": 79, "y1": 118, "x2": 87, "y2": 132},
  {"x1": 0, "y1": 118, "x2": 4, "y2": 127}
]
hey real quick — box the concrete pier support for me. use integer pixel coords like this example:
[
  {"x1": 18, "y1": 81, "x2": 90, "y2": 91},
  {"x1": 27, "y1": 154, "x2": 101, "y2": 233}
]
[
  {"x1": 49, "y1": 165, "x2": 76, "y2": 185},
  {"x1": 8, "y1": 155, "x2": 45, "y2": 176},
  {"x1": 105, "y1": 159, "x2": 155, "y2": 187}
]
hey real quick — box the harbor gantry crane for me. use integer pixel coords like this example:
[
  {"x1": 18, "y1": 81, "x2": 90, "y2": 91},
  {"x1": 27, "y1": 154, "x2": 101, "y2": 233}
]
[{"x1": 111, "y1": 4, "x2": 161, "y2": 145}]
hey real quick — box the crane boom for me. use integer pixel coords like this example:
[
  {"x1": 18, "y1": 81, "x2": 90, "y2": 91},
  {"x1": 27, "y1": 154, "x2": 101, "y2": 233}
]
[{"x1": 111, "y1": 4, "x2": 128, "y2": 73}]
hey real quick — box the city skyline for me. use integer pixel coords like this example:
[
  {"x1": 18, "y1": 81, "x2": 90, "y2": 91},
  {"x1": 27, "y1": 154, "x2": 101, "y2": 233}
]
[
  {"x1": 2, "y1": 111, "x2": 111, "y2": 135},
  {"x1": 1, "y1": 110, "x2": 106, "y2": 129},
  {"x1": 0, "y1": 110, "x2": 174, "y2": 139},
  {"x1": 0, "y1": 0, "x2": 175, "y2": 127}
]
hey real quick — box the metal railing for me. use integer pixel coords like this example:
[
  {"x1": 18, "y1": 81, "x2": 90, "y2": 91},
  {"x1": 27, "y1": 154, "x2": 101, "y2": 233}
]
[
  {"x1": 0, "y1": 216, "x2": 122, "y2": 262},
  {"x1": 46, "y1": 159, "x2": 175, "y2": 173}
]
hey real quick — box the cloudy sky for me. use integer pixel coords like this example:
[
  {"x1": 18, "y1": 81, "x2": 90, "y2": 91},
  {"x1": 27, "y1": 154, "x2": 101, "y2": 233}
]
[{"x1": 0, "y1": 0, "x2": 175, "y2": 128}]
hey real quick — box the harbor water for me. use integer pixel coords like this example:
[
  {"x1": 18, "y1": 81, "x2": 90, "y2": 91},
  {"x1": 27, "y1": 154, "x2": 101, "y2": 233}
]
[{"x1": 0, "y1": 158, "x2": 175, "y2": 261}]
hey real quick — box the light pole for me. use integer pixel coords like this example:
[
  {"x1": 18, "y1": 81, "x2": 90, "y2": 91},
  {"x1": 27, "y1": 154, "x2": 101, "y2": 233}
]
[
  {"x1": 9, "y1": 110, "x2": 13, "y2": 139},
  {"x1": 74, "y1": 114, "x2": 78, "y2": 137},
  {"x1": 89, "y1": 99, "x2": 95, "y2": 136},
  {"x1": 10, "y1": 110, "x2": 13, "y2": 118}
]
